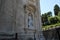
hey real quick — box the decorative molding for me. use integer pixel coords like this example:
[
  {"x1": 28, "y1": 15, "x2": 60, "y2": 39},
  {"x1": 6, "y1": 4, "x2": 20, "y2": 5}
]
[
  {"x1": 27, "y1": 4, "x2": 36, "y2": 13},
  {"x1": 29, "y1": 0, "x2": 36, "y2": 3},
  {"x1": 23, "y1": 28, "x2": 38, "y2": 32},
  {"x1": 24, "y1": 4, "x2": 36, "y2": 13}
]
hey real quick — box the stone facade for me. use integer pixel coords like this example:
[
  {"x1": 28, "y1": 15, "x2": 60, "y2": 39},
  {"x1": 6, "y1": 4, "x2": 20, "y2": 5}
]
[{"x1": 0, "y1": 0, "x2": 41, "y2": 40}]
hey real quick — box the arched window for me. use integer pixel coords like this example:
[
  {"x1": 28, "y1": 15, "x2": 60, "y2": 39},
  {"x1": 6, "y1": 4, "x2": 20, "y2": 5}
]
[{"x1": 28, "y1": 13, "x2": 33, "y2": 27}]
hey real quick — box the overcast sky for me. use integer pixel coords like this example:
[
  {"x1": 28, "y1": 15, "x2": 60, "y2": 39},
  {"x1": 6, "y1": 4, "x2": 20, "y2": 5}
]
[{"x1": 40, "y1": 0, "x2": 60, "y2": 16}]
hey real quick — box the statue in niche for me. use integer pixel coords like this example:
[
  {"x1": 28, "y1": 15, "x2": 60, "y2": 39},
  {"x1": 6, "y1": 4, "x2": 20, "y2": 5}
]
[{"x1": 28, "y1": 13, "x2": 33, "y2": 27}]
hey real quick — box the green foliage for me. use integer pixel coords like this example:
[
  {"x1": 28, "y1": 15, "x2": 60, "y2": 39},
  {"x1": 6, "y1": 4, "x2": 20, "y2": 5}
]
[
  {"x1": 42, "y1": 12, "x2": 52, "y2": 26},
  {"x1": 54, "y1": 4, "x2": 60, "y2": 16},
  {"x1": 42, "y1": 16, "x2": 60, "y2": 31},
  {"x1": 42, "y1": 4, "x2": 60, "y2": 31},
  {"x1": 41, "y1": 13, "x2": 48, "y2": 26},
  {"x1": 58, "y1": 11, "x2": 60, "y2": 17},
  {"x1": 46, "y1": 11, "x2": 52, "y2": 17},
  {"x1": 48, "y1": 16, "x2": 53, "y2": 24},
  {"x1": 55, "y1": 16, "x2": 60, "y2": 22},
  {"x1": 42, "y1": 23, "x2": 60, "y2": 31},
  {"x1": 48, "y1": 16, "x2": 60, "y2": 24}
]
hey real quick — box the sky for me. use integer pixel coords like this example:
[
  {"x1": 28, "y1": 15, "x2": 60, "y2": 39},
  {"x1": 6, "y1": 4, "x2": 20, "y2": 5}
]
[{"x1": 40, "y1": 0, "x2": 60, "y2": 16}]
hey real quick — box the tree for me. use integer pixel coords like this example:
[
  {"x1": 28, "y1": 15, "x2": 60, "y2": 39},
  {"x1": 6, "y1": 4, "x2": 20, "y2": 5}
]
[
  {"x1": 47, "y1": 11, "x2": 52, "y2": 17},
  {"x1": 58, "y1": 11, "x2": 60, "y2": 17},
  {"x1": 48, "y1": 16, "x2": 60, "y2": 24},
  {"x1": 41, "y1": 13, "x2": 49, "y2": 26},
  {"x1": 58, "y1": 11, "x2": 60, "y2": 22},
  {"x1": 54, "y1": 4, "x2": 60, "y2": 16}
]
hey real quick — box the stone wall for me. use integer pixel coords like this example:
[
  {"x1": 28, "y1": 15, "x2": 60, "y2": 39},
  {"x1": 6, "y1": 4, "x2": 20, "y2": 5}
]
[
  {"x1": 0, "y1": 0, "x2": 41, "y2": 40},
  {"x1": 43, "y1": 27, "x2": 60, "y2": 40}
]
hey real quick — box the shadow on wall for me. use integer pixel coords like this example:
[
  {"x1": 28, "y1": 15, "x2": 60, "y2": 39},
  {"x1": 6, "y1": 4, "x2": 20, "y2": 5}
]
[
  {"x1": 43, "y1": 28, "x2": 60, "y2": 40},
  {"x1": 27, "y1": 37, "x2": 33, "y2": 40}
]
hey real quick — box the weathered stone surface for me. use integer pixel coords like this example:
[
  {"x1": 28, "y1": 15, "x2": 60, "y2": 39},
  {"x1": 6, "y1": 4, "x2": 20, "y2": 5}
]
[
  {"x1": 43, "y1": 28, "x2": 60, "y2": 40},
  {"x1": 0, "y1": 0, "x2": 41, "y2": 40}
]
